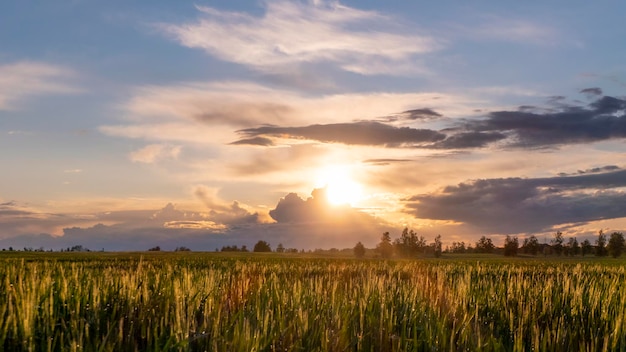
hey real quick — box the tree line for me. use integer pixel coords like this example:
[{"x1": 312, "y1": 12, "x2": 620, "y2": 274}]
[{"x1": 354, "y1": 228, "x2": 626, "y2": 259}]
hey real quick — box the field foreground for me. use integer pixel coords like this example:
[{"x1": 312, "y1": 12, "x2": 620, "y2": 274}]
[{"x1": 1, "y1": 253, "x2": 626, "y2": 351}]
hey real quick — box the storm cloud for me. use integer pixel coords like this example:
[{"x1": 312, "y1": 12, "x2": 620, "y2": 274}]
[{"x1": 404, "y1": 168, "x2": 626, "y2": 234}]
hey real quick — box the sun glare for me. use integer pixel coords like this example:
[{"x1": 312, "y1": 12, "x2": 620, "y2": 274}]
[{"x1": 315, "y1": 166, "x2": 364, "y2": 206}]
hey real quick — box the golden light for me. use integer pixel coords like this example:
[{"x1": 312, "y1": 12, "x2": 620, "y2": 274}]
[{"x1": 315, "y1": 165, "x2": 364, "y2": 206}]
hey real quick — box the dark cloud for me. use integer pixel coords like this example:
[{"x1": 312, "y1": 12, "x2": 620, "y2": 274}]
[
  {"x1": 404, "y1": 169, "x2": 626, "y2": 234},
  {"x1": 580, "y1": 87, "x2": 603, "y2": 96},
  {"x1": 461, "y1": 94, "x2": 626, "y2": 148},
  {"x1": 558, "y1": 165, "x2": 620, "y2": 177},
  {"x1": 430, "y1": 131, "x2": 507, "y2": 149},
  {"x1": 400, "y1": 108, "x2": 442, "y2": 120},
  {"x1": 229, "y1": 136, "x2": 274, "y2": 146},
  {"x1": 236, "y1": 121, "x2": 446, "y2": 147}
]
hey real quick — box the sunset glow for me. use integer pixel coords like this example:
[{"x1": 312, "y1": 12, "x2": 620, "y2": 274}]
[{"x1": 0, "y1": 1, "x2": 625, "y2": 251}]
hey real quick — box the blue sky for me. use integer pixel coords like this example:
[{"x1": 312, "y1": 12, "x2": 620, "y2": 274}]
[{"x1": 1, "y1": 1, "x2": 625, "y2": 250}]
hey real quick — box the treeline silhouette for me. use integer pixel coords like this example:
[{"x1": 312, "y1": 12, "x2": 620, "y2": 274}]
[{"x1": 362, "y1": 228, "x2": 625, "y2": 259}]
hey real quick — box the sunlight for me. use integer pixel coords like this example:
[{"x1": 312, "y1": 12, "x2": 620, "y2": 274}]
[{"x1": 315, "y1": 165, "x2": 364, "y2": 206}]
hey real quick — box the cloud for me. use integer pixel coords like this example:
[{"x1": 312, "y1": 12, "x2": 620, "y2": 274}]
[
  {"x1": 236, "y1": 121, "x2": 446, "y2": 147},
  {"x1": 229, "y1": 137, "x2": 274, "y2": 146},
  {"x1": 157, "y1": 1, "x2": 439, "y2": 75},
  {"x1": 458, "y1": 94, "x2": 626, "y2": 148},
  {"x1": 0, "y1": 61, "x2": 80, "y2": 110},
  {"x1": 129, "y1": 144, "x2": 182, "y2": 163},
  {"x1": 458, "y1": 16, "x2": 560, "y2": 45},
  {"x1": 404, "y1": 168, "x2": 626, "y2": 234},
  {"x1": 580, "y1": 87, "x2": 603, "y2": 97},
  {"x1": 0, "y1": 193, "x2": 392, "y2": 251}
]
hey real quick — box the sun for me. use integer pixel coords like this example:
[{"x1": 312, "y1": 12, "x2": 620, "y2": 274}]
[{"x1": 315, "y1": 166, "x2": 364, "y2": 206}]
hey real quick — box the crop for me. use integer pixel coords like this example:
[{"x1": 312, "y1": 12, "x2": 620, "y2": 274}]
[{"x1": 1, "y1": 253, "x2": 625, "y2": 351}]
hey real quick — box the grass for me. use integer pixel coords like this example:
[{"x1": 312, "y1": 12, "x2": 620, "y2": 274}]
[{"x1": 1, "y1": 252, "x2": 625, "y2": 351}]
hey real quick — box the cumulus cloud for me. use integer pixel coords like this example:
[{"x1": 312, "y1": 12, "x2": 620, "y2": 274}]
[
  {"x1": 129, "y1": 144, "x2": 182, "y2": 163},
  {"x1": 158, "y1": 1, "x2": 439, "y2": 75},
  {"x1": 404, "y1": 168, "x2": 626, "y2": 234},
  {"x1": 0, "y1": 61, "x2": 80, "y2": 110}
]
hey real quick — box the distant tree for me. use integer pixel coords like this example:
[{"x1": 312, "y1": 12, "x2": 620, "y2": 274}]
[
  {"x1": 596, "y1": 230, "x2": 608, "y2": 257},
  {"x1": 241, "y1": 245, "x2": 248, "y2": 252},
  {"x1": 377, "y1": 232, "x2": 393, "y2": 259},
  {"x1": 276, "y1": 243, "x2": 285, "y2": 253},
  {"x1": 450, "y1": 241, "x2": 466, "y2": 254},
  {"x1": 433, "y1": 235, "x2": 442, "y2": 258},
  {"x1": 503, "y1": 235, "x2": 519, "y2": 256},
  {"x1": 354, "y1": 241, "x2": 366, "y2": 258},
  {"x1": 551, "y1": 232, "x2": 564, "y2": 256},
  {"x1": 581, "y1": 239, "x2": 593, "y2": 256},
  {"x1": 475, "y1": 236, "x2": 495, "y2": 254},
  {"x1": 522, "y1": 235, "x2": 540, "y2": 255},
  {"x1": 174, "y1": 246, "x2": 191, "y2": 252},
  {"x1": 567, "y1": 237, "x2": 580, "y2": 255},
  {"x1": 148, "y1": 246, "x2": 161, "y2": 251},
  {"x1": 253, "y1": 240, "x2": 272, "y2": 252},
  {"x1": 607, "y1": 232, "x2": 625, "y2": 258}
]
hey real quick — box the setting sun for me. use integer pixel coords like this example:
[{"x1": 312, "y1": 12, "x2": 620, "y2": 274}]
[{"x1": 315, "y1": 166, "x2": 364, "y2": 206}]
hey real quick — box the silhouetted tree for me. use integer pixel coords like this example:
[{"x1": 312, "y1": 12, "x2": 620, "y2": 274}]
[
  {"x1": 174, "y1": 246, "x2": 191, "y2": 252},
  {"x1": 433, "y1": 235, "x2": 442, "y2": 258},
  {"x1": 565, "y1": 237, "x2": 580, "y2": 256},
  {"x1": 503, "y1": 235, "x2": 519, "y2": 256},
  {"x1": 253, "y1": 240, "x2": 272, "y2": 252},
  {"x1": 581, "y1": 239, "x2": 593, "y2": 256},
  {"x1": 551, "y1": 231, "x2": 564, "y2": 256},
  {"x1": 276, "y1": 243, "x2": 285, "y2": 253},
  {"x1": 607, "y1": 232, "x2": 625, "y2": 258},
  {"x1": 596, "y1": 230, "x2": 608, "y2": 257},
  {"x1": 522, "y1": 235, "x2": 540, "y2": 255},
  {"x1": 354, "y1": 241, "x2": 366, "y2": 258},
  {"x1": 377, "y1": 232, "x2": 393, "y2": 259},
  {"x1": 148, "y1": 246, "x2": 161, "y2": 251},
  {"x1": 475, "y1": 236, "x2": 495, "y2": 253},
  {"x1": 450, "y1": 241, "x2": 467, "y2": 254}
]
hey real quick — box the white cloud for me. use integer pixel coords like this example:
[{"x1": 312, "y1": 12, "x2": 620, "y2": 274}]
[
  {"x1": 0, "y1": 61, "x2": 80, "y2": 110},
  {"x1": 158, "y1": 1, "x2": 439, "y2": 75},
  {"x1": 129, "y1": 144, "x2": 182, "y2": 163}
]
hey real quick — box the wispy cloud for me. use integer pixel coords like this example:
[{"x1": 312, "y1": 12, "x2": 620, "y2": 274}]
[
  {"x1": 157, "y1": 1, "x2": 440, "y2": 75},
  {"x1": 456, "y1": 15, "x2": 561, "y2": 45},
  {"x1": 129, "y1": 144, "x2": 182, "y2": 164},
  {"x1": 0, "y1": 61, "x2": 80, "y2": 110}
]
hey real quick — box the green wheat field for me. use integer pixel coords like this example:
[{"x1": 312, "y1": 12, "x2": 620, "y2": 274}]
[{"x1": 2, "y1": 252, "x2": 625, "y2": 351}]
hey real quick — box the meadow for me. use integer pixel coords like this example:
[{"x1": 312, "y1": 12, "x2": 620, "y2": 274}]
[{"x1": 1, "y1": 252, "x2": 625, "y2": 351}]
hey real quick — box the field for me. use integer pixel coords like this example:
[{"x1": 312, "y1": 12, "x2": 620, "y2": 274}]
[{"x1": 1, "y1": 252, "x2": 626, "y2": 351}]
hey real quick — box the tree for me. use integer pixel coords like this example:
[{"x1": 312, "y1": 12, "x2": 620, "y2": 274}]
[
  {"x1": 565, "y1": 237, "x2": 580, "y2": 256},
  {"x1": 522, "y1": 235, "x2": 540, "y2": 255},
  {"x1": 433, "y1": 235, "x2": 442, "y2": 258},
  {"x1": 596, "y1": 230, "x2": 608, "y2": 257},
  {"x1": 581, "y1": 239, "x2": 593, "y2": 256},
  {"x1": 354, "y1": 241, "x2": 366, "y2": 258},
  {"x1": 475, "y1": 236, "x2": 495, "y2": 253},
  {"x1": 276, "y1": 243, "x2": 285, "y2": 253},
  {"x1": 607, "y1": 232, "x2": 625, "y2": 258},
  {"x1": 551, "y1": 231, "x2": 564, "y2": 256},
  {"x1": 253, "y1": 240, "x2": 272, "y2": 252},
  {"x1": 174, "y1": 246, "x2": 191, "y2": 252},
  {"x1": 148, "y1": 246, "x2": 161, "y2": 251},
  {"x1": 503, "y1": 235, "x2": 519, "y2": 256},
  {"x1": 377, "y1": 232, "x2": 393, "y2": 259}
]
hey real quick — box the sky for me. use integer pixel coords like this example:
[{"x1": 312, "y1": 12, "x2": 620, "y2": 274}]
[{"x1": 1, "y1": 1, "x2": 625, "y2": 251}]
